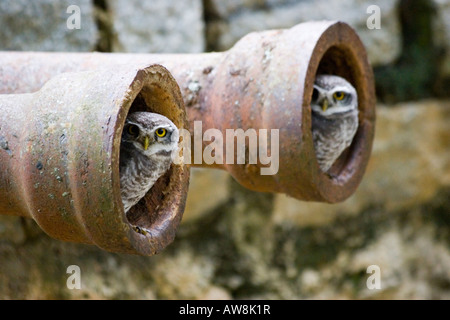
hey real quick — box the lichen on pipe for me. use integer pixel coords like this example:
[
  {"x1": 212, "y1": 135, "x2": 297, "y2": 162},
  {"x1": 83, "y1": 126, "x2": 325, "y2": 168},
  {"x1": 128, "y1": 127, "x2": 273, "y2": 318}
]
[
  {"x1": 0, "y1": 21, "x2": 376, "y2": 203},
  {"x1": 0, "y1": 64, "x2": 189, "y2": 255}
]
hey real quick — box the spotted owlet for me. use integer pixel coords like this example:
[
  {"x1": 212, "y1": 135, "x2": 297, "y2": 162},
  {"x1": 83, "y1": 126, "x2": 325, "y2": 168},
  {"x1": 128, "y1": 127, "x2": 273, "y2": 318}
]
[
  {"x1": 311, "y1": 74, "x2": 359, "y2": 173},
  {"x1": 120, "y1": 112, "x2": 179, "y2": 213}
]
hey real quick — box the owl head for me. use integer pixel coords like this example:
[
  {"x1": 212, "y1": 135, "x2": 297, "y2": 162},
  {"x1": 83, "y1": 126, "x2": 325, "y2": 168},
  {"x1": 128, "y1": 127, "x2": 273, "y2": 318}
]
[
  {"x1": 122, "y1": 112, "x2": 179, "y2": 160},
  {"x1": 311, "y1": 74, "x2": 358, "y2": 117}
]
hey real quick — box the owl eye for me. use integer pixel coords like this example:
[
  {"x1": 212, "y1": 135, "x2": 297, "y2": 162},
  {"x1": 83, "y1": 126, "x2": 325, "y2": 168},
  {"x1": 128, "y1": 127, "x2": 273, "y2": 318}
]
[
  {"x1": 333, "y1": 91, "x2": 346, "y2": 101},
  {"x1": 127, "y1": 124, "x2": 139, "y2": 137},
  {"x1": 155, "y1": 128, "x2": 167, "y2": 138}
]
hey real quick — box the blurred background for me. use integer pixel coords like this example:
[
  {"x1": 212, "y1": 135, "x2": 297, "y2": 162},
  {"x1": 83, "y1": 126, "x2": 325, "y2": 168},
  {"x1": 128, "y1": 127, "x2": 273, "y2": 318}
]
[{"x1": 0, "y1": 0, "x2": 449, "y2": 299}]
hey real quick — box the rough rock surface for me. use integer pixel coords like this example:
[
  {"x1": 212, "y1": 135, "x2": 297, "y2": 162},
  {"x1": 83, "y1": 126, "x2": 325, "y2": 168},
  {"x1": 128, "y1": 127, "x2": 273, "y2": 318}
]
[
  {"x1": 182, "y1": 168, "x2": 230, "y2": 222},
  {"x1": 274, "y1": 100, "x2": 450, "y2": 226},
  {"x1": 0, "y1": 0, "x2": 97, "y2": 51},
  {"x1": 1, "y1": 101, "x2": 449, "y2": 299},
  {"x1": 0, "y1": 0, "x2": 449, "y2": 300},
  {"x1": 205, "y1": 0, "x2": 401, "y2": 66},
  {"x1": 109, "y1": 0, "x2": 205, "y2": 53}
]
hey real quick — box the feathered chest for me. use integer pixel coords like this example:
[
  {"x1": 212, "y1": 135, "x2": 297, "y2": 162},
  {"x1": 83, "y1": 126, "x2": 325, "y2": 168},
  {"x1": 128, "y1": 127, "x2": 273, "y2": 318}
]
[
  {"x1": 311, "y1": 110, "x2": 359, "y2": 172},
  {"x1": 119, "y1": 144, "x2": 172, "y2": 212},
  {"x1": 312, "y1": 110, "x2": 358, "y2": 142}
]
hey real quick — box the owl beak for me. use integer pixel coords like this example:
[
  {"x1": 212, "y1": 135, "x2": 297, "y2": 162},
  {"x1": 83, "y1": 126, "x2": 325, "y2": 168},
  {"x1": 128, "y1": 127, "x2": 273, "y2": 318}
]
[
  {"x1": 143, "y1": 136, "x2": 150, "y2": 151},
  {"x1": 321, "y1": 99, "x2": 329, "y2": 112}
]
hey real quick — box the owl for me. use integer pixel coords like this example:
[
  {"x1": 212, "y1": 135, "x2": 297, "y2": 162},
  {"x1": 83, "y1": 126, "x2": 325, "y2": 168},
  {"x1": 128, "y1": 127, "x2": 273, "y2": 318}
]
[
  {"x1": 120, "y1": 112, "x2": 179, "y2": 214},
  {"x1": 311, "y1": 74, "x2": 359, "y2": 173}
]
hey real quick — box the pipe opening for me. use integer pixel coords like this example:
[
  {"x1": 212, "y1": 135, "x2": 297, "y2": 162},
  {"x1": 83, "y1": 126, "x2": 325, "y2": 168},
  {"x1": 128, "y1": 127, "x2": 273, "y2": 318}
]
[
  {"x1": 314, "y1": 45, "x2": 364, "y2": 179},
  {"x1": 120, "y1": 79, "x2": 186, "y2": 235}
]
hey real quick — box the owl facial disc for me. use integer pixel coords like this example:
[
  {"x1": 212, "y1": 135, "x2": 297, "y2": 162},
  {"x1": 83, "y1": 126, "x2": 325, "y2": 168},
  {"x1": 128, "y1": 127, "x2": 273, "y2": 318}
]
[{"x1": 311, "y1": 75, "x2": 358, "y2": 117}]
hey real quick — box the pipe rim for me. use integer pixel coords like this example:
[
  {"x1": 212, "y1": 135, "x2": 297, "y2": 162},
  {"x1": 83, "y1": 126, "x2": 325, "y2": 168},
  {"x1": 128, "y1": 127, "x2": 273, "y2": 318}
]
[
  {"x1": 304, "y1": 21, "x2": 376, "y2": 203},
  {"x1": 110, "y1": 64, "x2": 189, "y2": 255}
]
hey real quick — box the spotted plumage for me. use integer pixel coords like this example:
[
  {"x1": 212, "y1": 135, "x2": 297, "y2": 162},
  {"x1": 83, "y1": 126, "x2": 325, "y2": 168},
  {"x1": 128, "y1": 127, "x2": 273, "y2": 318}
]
[
  {"x1": 311, "y1": 75, "x2": 359, "y2": 172},
  {"x1": 120, "y1": 112, "x2": 179, "y2": 213}
]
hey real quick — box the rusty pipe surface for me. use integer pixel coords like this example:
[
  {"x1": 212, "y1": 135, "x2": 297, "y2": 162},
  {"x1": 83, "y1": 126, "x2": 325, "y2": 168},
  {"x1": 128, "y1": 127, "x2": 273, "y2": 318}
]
[
  {"x1": 0, "y1": 21, "x2": 375, "y2": 202},
  {"x1": 0, "y1": 64, "x2": 190, "y2": 255}
]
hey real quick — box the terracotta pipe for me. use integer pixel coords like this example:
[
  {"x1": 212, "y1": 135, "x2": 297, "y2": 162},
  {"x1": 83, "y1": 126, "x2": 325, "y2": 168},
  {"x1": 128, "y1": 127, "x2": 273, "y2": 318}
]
[
  {"x1": 0, "y1": 64, "x2": 189, "y2": 255},
  {"x1": 0, "y1": 21, "x2": 375, "y2": 202}
]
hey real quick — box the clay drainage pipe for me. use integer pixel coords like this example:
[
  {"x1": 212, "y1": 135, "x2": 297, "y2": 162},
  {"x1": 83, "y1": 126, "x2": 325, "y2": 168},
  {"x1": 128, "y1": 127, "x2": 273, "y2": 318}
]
[
  {"x1": 0, "y1": 64, "x2": 189, "y2": 256},
  {"x1": 0, "y1": 21, "x2": 376, "y2": 203}
]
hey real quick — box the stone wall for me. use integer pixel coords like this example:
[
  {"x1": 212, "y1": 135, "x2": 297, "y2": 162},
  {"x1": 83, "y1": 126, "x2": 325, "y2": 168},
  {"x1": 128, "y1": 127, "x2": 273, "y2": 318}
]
[{"x1": 0, "y1": 0, "x2": 449, "y2": 299}]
